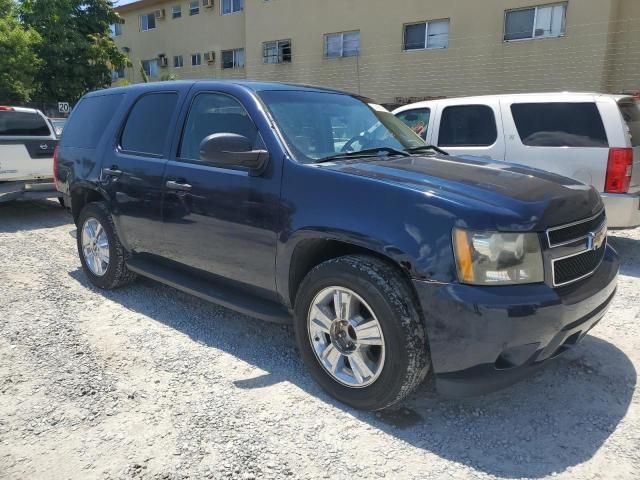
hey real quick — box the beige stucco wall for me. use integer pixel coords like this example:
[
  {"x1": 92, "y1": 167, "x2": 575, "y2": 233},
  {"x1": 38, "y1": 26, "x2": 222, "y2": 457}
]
[
  {"x1": 115, "y1": 1, "x2": 246, "y2": 83},
  {"x1": 115, "y1": 0, "x2": 640, "y2": 103}
]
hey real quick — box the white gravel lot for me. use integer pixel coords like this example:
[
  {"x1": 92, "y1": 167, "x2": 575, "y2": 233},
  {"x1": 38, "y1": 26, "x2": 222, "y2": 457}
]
[{"x1": 0, "y1": 199, "x2": 639, "y2": 480}]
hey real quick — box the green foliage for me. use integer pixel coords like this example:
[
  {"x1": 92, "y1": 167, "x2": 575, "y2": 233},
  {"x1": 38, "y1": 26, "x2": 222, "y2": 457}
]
[
  {"x1": 20, "y1": 0, "x2": 129, "y2": 103},
  {"x1": 0, "y1": 2, "x2": 42, "y2": 101},
  {"x1": 139, "y1": 60, "x2": 149, "y2": 83},
  {"x1": 159, "y1": 72, "x2": 177, "y2": 82}
]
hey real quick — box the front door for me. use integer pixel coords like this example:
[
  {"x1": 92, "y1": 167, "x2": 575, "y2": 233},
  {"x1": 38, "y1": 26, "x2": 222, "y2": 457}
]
[
  {"x1": 161, "y1": 89, "x2": 281, "y2": 296},
  {"x1": 102, "y1": 89, "x2": 182, "y2": 254}
]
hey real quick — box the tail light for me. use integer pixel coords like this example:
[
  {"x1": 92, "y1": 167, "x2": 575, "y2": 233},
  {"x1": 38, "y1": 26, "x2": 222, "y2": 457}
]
[
  {"x1": 0, "y1": 106, "x2": 14, "y2": 111},
  {"x1": 53, "y1": 145, "x2": 60, "y2": 190},
  {"x1": 604, "y1": 148, "x2": 633, "y2": 193}
]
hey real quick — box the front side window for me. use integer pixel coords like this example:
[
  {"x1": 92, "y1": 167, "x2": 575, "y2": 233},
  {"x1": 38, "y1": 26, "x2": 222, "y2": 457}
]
[
  {"x1": 404, "y1": 19, "x2": 450, "y2": 50},
  {"x1": 172, "y1": 5, "x2": 182, "y2": 18},
  {"x1": 396, "y1": 108, "x2": 431, "y2": 140},
  {"x1": 174, "y1": 55, "x2": 184, "y2": 68},
  {"x1": 142, "y1": 59, "x2": 159, "y2": 77},
  {"x1": 263, "y1": 40, "x2": 292, "y2": 64},
  {"x1": 438, "y1": 105, "x2": 498, "y2": 147},
  {"x1": 258, "y1": 91, "x2": 424, "y2": 163},
  {"x1": 511, "y1": 103, "x2": 609, "y2": 147},
  {"x1": 222, "y1": 48, "x2": 245, "y2": 69},
  {"x1": 221, "y1": 0, "x2": 243, "y2": 15},
  {"x1": 324, "y1": 31, "x2": 360, "y2": 58},
  {"x1": 505, "y1": 3, "x2": 567, "y2": 41},
  {"x1": 179, "y1": 92, "x2": 258, "y2": 161},
  {"x1": 191, "y1": 53, "x2": 202, "y2": 66},
  {"x1": 190, "y1": 1, "x2": 199, "y2": 15},
  {"x1": 139, "y1": 13, "x2": 156, "y2": 31},
  {"x1": 121, "y1": 93, "x2": 178, "y2": 156}
]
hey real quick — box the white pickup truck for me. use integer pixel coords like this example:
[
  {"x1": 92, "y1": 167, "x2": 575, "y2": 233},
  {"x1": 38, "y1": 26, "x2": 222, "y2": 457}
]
[{"x1": 0, "y1": 106, "x2": 60, "y2": 203}]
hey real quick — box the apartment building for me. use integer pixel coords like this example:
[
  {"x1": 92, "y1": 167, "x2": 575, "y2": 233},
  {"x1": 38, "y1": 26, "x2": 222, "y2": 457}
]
[{"x1": 112, "y1": 0, "x2": 640, "y2": 105}]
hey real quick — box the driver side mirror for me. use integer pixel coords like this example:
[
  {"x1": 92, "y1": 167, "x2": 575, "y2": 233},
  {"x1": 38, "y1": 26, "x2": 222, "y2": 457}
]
[{"x1": 199, "y1": 133, "x2": 269, "y2": 175}]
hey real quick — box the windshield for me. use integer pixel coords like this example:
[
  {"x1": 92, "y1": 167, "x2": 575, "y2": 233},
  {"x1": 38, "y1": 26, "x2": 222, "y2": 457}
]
[
  {"x1": 258, "y1": 90, "x2": 426, "y2": 163},
  {"x1": 0, "y1": 111, "x2": 50, "y2": 136}
]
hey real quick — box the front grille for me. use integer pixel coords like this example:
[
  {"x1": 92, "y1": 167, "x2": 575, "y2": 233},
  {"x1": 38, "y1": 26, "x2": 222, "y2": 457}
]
[
  {"x1": 553, "y1": 243, "x2": 606, "y2": 286},
  {"x1": 547, "y1": 210, "x2": 606, "y2": 247}
]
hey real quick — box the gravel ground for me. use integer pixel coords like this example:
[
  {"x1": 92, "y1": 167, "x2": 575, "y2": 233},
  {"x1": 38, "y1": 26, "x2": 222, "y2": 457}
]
[{"x1": 0, "y1": 199, "x2": 639, "y2": 480}]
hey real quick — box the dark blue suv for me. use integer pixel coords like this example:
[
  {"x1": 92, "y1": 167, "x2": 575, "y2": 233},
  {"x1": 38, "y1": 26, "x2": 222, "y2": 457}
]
[{"x1": 56, "y1": 81, "x2": 619, "y2": 410}]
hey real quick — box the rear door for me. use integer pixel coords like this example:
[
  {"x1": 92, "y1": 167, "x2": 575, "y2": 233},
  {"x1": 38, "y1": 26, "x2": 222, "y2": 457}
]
[
  {"x1": 617, "y1": 97, "x2": 640, "y2": 193},
  {"x1": 500, "y1": 98, "x2": 610, "y2": 190},
  {"x1": 0, "y1": 108, "x2": 57, "y2": 182},
  {"x1": 432, "y1": 99, "x2": 506, "y2": 160},
  {"x1": 102, "y1": 86, "x2": 188, "y2": 255}
]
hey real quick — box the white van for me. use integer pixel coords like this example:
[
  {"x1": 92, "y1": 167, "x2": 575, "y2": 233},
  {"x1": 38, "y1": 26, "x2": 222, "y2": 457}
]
[
  {"x1": 394, "y1": 93, "x2": 640, "y2": 228},
  {"x1": 0, "y1": 106, "x2": 59, "y2": 203}
]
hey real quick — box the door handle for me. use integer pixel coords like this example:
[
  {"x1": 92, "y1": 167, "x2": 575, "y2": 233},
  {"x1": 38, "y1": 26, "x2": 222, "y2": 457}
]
[
  {"x1": 102, "y1": 166, "x2": 122, "y2": 177},
  {"x1": 166, "y1": 180, "x2": 192, "y2": 192}
]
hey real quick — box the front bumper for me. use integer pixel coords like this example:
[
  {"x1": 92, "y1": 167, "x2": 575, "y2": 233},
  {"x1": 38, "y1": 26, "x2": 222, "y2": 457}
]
[
  {"x1": 0, "y1": 180, "x2": 58, "y2": 203},
  {"x1": 413, "y1": 245, "x2": 619, "y2": 397},
  {"x1": 601, "y1": 192, "x2": 640, "y2": 228}
]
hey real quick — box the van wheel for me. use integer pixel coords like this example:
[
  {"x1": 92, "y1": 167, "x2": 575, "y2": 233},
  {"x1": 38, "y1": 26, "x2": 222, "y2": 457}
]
[
  {"x1": 294, "y1": 255, "x2": 430, "y2": 410},
  {"x1": 77, "y1": 202, "x2": 136, "y2": 289}
]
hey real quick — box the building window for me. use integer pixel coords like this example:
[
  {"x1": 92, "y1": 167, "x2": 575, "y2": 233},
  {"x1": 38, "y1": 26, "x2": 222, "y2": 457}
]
[
  {"x1": 139, "y1": 13, "x2": 156, "y2": 32},
  {"x1": 190, "y1": 1, "x2": 200, "y2": 15},
  {"x1": 172, "y1": 5, "x2": 182, "y2": 18},
  {"x1": 221, "y1": 0, "x2": 243, "y2": 15},
  {"x1": 110, "y1": 23, "x2": 123, "y2": 37},
  {"x1": 191, "y1": 53, "x2": 202, "y2": 66},
  {"x1": 404, "y1": 19, "x2": 449, "y2": 50},
  {"x1": 174, "y1": 55, "x2": 184, "y2": 68},
  {"x1": 324, "y1": 31, "x2": 360, "y2": 58},
  {"x1": 263, "y1": 40, "x2": 291, "y2": 64},
  {"x1": 111, "y1": 68, "x2": 125, "y2": 80},
  {"x1": 221, "y1": 48, "x2": 245, "y2": 68},
  {"x1": 141, "y1": 59, "x2": 159, "y2": 77},
  {"x1": 504, "y1": 3, "x2": 567, "y2": 41}
]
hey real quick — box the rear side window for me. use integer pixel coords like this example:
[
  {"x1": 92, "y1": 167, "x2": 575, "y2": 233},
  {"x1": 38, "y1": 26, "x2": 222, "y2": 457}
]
[
  {"x1": 396, "y1": 108, "x2": 431, "y2": 140},
  {"x1": 61, "y1": 94, "x2": 124, "y2": 148},
  {"x1": 0, "y1": 111, "x2": 50, "y2": 136},
  {"x1": 618, "y1": 100, "x2": 640, "y2": 147},
  {"x1": 511, "y1": 102, "x2": 608, "y2": 147},
  {"x1": 121, "y1": 92, "x2": 179, "y2": 156},
  {"x1": 438, "y1": 105, "x2": 497, "y2": 147}
]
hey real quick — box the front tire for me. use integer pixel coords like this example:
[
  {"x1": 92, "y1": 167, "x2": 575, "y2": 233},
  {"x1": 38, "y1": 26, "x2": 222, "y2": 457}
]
[
  {"x1": 294, "y1": 255, "x2": 430, "y2": 410},
  {"x1": 77, "y1": 202, "x2": 136, "y2": 289}
]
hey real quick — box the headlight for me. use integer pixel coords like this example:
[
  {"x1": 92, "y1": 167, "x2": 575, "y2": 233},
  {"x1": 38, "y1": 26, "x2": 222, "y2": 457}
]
[{"x1": 453, "y1": 229, "x2": 544, "y2": 285}]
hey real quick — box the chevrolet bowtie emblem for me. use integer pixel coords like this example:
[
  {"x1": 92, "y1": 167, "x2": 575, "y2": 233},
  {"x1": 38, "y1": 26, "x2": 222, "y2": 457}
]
[{"x1": 586, "y1": 225, "x2": 607, "y2": 251}]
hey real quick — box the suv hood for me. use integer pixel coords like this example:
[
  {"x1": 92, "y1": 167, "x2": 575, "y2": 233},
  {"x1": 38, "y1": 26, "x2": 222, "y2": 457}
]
[{"x1": 323, "y1": 154, "x2": 603, "y2": 230}]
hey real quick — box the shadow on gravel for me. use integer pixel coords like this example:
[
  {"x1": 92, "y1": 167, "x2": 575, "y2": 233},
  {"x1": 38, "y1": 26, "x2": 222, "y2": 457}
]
[
  {"x1": 68, "y1": 269, "x2": 636, "y2": 479},
  {"x1": 0, "y1": 199, "x2": 70, "y2": 233},
  {"x1": 608, "y1": 234, "x2": 640, "y2": 278}
]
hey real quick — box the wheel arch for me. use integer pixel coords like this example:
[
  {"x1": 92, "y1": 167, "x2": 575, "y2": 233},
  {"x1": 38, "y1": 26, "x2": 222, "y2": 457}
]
[{"x1": 69, "y1": 182, "x2": 110, "y2": 226}]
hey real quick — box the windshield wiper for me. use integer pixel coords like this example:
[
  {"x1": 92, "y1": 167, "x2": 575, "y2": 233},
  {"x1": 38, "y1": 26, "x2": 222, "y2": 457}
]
[
  {"x1": 314, "y1": 147, "x2": 410, "y2": 164},
  {"x1": 404, "y1": 145, "x2": 449, "y2": 155}
]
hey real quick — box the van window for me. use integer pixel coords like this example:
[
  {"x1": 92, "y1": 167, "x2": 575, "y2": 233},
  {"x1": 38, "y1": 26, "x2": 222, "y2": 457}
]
[
  {"x1": 511, "y1": 103, "x2": 608, "y2": 147},
  {"x1": 0, "y1": 111, "x2": 50, "y2": 136},
  {"x1": 618, "y1": 100, "x2": 640, "y2": 147},
  {"x1": 179, "y1": 92, "x2": 258, "y2": 161},
  {"x1": 61, "y1": 94, "x2": 124, "y2": 148},
  {"x1": 396, "y1": 108, "x2": 431, "y2": 140},
  {"x1": 121, "y1": 92, "x2": 178, "y2": 156},
  {"x1": 438, "y1": 105, "x2": 497, "y2": 147}
]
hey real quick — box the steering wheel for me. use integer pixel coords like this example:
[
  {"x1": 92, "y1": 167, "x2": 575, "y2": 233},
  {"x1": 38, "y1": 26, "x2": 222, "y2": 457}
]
[{"x1": 341, "y1": 133, "x2": 371, "y2": 152}]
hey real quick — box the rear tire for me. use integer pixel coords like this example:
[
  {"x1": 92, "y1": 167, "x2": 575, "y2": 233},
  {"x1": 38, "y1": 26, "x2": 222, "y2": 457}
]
[
  {"x1": 77, "y1": 202, "x2": 136, "y2": 289},
  {"x1": 294, "y1": 255, "x2": 430, "y2": 410}
]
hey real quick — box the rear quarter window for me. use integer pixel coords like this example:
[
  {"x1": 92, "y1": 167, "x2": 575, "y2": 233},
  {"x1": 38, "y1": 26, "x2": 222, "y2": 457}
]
[
  {"x1": 510, "y1": 102, "x2": 608, "y2": 147},
  {"x1": 438, "y1": 105, "x2": 497, "y2": 147},
  {"x1": 618, "y1": 100, "x2": 640, "y2": 147},
  {"x1": 61, "y1": 94, "x2": 125, "y2": 148},
  {"x1": 0, "y1": 111, "x2": 50, "y2": 136}
]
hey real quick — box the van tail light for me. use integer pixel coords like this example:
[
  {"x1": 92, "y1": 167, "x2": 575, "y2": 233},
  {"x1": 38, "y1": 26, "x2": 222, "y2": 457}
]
[
  {"x1": 604, "y1": 148, "x2": 633, "y2": 193},
  {"x1": 53, "y1": 145, "x2": 60, "y2": 190}
]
